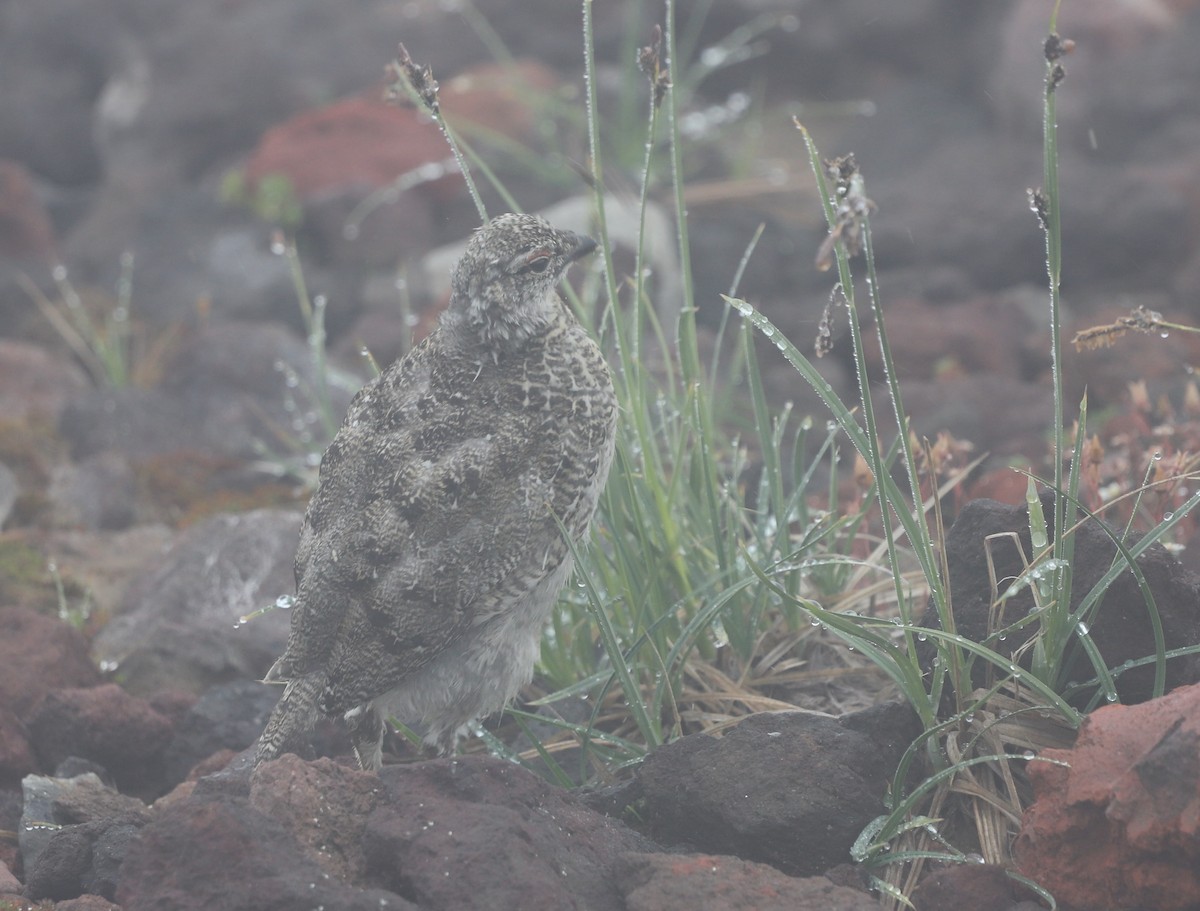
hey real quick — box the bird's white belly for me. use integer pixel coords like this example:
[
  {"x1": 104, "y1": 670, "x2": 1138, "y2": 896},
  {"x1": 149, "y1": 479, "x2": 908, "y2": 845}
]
[{"x1": 368, "y1": 557, "x2": 574, "y2": 747}]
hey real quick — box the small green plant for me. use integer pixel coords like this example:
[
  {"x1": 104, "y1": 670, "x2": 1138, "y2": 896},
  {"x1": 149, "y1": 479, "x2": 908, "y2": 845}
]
[
  {"x1": 248, "y1": 233, "x2": 368, "y2": 484},
  {"x1": 48, "y1": 560, "x2": 94, "y2": 632},
  {"x1": 21, "y1": 255, "x2": 137, "y2": 388},
  {"x1": 220, "y1": 168, "x2": 304, "y2": 230}
]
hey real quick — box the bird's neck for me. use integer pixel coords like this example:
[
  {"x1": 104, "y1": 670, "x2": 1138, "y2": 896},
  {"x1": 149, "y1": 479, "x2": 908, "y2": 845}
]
[{"x1": 440, "y1": 290, "x2": 564, "y2": 353}]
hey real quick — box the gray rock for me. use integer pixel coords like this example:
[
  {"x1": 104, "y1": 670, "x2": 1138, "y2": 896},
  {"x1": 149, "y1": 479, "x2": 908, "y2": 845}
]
[
  {"x1": 0, "y1": 339, "x2": 90, "y2": 425},
  {"x1": 26, "y1": 684, "x2": 173, "y2": 798},
  {"x1": 0, "y1": 460, "x2": 17, "y2": 528},
  {"x1": 118, "y1": 762, "x2": 415, "y2": 911},
  {"x1": 58, "y1": 386, "x2": 199, "y2": 461},
  {"x1": 637, "y1": 704, "x2": 921, "y2": 877},
  {"x1": 92, "y1": 509, "x2": 302, "y2": 696},
  {"x1": 47, "y1": 452, "x2": 137, "y2": 530}
]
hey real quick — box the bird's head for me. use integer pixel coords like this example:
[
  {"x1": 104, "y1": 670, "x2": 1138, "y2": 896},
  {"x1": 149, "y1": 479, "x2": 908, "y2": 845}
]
[{"x1": 445, "y1": 213, "x2": 597, "y2": 348}]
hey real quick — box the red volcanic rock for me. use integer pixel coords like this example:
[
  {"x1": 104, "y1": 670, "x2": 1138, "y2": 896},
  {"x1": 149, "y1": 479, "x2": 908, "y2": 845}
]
[
  {"x1": 862, "y1": 294, "x2": 1034, "y2": 384},
  {"x1": 0, "y1": 341, "x2": 90, "y2": 425},
  {"x1": 910, "y1": 863, "x2": 1040, "y2": 911},
  {"x1": 615, "y1": 852, "x2": 879, "y2": 911},
  {"x1": 438, "y1": 60, "x2": 560, "y2": 139},
  {"x1": 27, "y1": 684, "x2": 173, "y2": 797},
  {"x1": 239, "y1": 60, "x2": 562, "y2": 269},
  {"x1": 0, "y1": 607, "x2": 101, "y2": 721},
  {"x1": 241, "y1": 61, "x2": 558, "y2": 200},
  {"x1": 1015, "y1": 682, "x2": 1200, "y2": 910},
  {"x1": 0, "y1": 158, "x2": 56, "y2": 261},
  {"x1": 243, "y1": 94, "x2": 456, "y2": 199},
  {"x1": 0, "y1": 704, "x2": 36, "y2": 787}
]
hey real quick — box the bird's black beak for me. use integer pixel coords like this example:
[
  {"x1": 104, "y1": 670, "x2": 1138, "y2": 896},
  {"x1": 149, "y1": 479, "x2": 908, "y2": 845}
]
[{"x1": 567, "y1": 234, "x2": 597, "y2": 262}]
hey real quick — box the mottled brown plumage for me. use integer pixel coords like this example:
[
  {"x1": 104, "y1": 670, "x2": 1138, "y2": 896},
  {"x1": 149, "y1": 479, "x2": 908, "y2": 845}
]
[{"x1": 256, "y1": 213, "x2": 616, "y2": 769}]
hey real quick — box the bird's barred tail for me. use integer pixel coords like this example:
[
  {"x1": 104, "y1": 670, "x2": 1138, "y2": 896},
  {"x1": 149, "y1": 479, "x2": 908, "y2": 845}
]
[{"x1": 255, "y1": 672, "x2": 325, "y2": 766}]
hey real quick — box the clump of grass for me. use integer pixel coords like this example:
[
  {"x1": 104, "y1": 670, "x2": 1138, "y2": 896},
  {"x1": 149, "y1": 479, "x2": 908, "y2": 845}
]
[
  {"x1": 484, "y1": 1, "x2": 901, "y2": 785},
  {"x1": 220, "y1": 169, "x2": 305, "y2": 230},
  {"x1": 20, "y1": 254, "x2": 180, "y2": 389},
  {"x1": 248, "y1": 232, "x2": 369, "y2": 484},
  {"x1": 721, "y1": 7, "x2": 1200, "y2": 906}
]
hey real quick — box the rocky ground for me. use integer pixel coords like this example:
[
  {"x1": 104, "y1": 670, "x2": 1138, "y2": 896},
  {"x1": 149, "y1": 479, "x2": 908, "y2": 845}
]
[{"x1": 1, "y1": 0, "x2": 1200, "y2": 909}]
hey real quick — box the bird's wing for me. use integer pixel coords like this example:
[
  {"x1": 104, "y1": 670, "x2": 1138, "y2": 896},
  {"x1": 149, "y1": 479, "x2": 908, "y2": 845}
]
[{"x1": 272, "y1": 333, "x2": 612, "y2": 703}]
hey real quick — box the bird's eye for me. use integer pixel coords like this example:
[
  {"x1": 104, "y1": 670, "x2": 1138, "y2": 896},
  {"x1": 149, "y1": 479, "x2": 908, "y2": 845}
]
[{"x1": 523, "y1": 255, "x2": 552, "y2": 274}]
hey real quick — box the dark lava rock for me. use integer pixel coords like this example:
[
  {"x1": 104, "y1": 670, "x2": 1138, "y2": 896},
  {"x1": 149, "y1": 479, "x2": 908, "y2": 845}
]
[
  {"x1": 26, "y1": 684, "x2": 172, "y2": 798},
  {"x1": 25, "y1": 816, "x2": 145, "y2": 902},
  {"x1": 910, "y1": 862, "x2": 1040, "y2": 911},
  {"x1": 52, "y1": 895, "x2": 122, "y2": 911},
  {"x1": 116, "y1": 788, "x2": 409, "y2": 911},
  {"x1": 246, "y1": 754, "x2": 385, "y2": 884},
  {"x1": 0, "y1": 704, "x2": 36, "y2": 787},
  {"x1": 365, "y1": 756, "x2": 661, "y2": 911},
  {"x1": 614, "y1": 851, "x2": 880, "y2": 911},
  {"x1": 919, "y1": 494, "x2": 1200, "y2": 705},
  {"x1": 636, "y1": 703, "x2": 922, "y2": 877},
  {"x1": 18, "y1": 771, "x2": 149, "y2": 886},
  {"x1": 120, "y1": 751, "x2": 663, "y2": 911},
  {"x1": 161, "y1": 680, "x2": 281, "y2": 787},
  {"x1": 0, "y1": 785, "x2": 22, "y2": 875}
]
